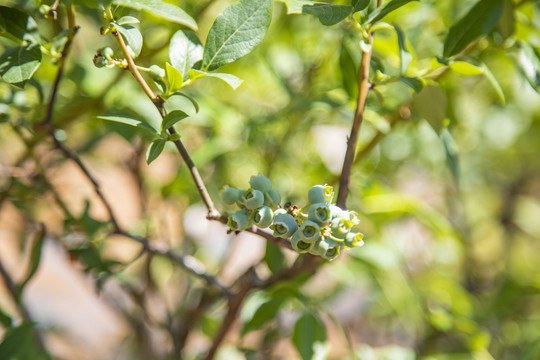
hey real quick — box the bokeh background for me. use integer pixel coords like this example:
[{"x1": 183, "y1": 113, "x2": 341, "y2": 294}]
[{"x1": 1, "y1": 0, "x2": 540, "y2": 359}]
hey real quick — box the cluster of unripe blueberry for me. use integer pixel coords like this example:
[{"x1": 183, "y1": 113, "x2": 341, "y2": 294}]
[{"x1": 221, "y1": 175, "x2": 364, "y2": 260}]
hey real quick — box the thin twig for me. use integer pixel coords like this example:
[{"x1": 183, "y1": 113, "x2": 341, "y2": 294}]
[
  {"x1": 336, "y1": 33, "x2": 374, "y2": 209},
  {"x1": 111, "y1": 30, "x2": 219, "y2": 217},
  {"x1": 42, "y1": 4, "x2": 78, "y2": 126}
]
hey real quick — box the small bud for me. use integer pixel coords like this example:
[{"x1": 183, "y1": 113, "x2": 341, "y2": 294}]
[
  {"x1": 298, "y1": 221, "x2": 320, "y2": 243},
  {"x1": 291, "y1": 231, "x2": 312, "y2": 253},
  {"x1": 270, "y1": 213, "x2": 297, "y2": 239},
  {"x1": 220, "y1": 186, "x2": 243, "y2": 205},
  {"x1": 100, "y1": 25, "x2": 111, "y2": 35},
  {"x1": 249, "y1": 173, "x2": 272, "y2": 192},
  {"x1": 252, "y1": 206, "x2": 273, "y2": 228},
  {"x1": 308, "y1": 203, "x2": 331, "y2": 226},
  {"x1": 330, "y1": 218, "x2": 352, "y2": 239},
  {"x1": 149, "y1": 64, "x2": 165, "y2": 81},
  {"x1": 308, "y1": 185, "x2": 334, "y2": 205},
  {"x1": 241, "y1": 189, "x2": 264, "y2": 210},
  {"x1": 227, "y1": 210, "x2": 251, "y2": 231},
  {"x1": 344, "y1": 232, "x2": 364, "y2": 248}
]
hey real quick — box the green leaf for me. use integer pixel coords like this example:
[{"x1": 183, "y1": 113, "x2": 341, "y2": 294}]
[
  {"x1": 398, "y1": 76, "x2": 423, "y2": 93},
  {"x1": 165, "y1": 62, "x2": 184, "y2": 96},
  {"x1": 112, "y1": 0, "x2": 197, "y2": 30},
  {"x1": 242, "y1": 297, "x2": 285, "y2": 335},
  {"x1": 0, "y1": 308, "x2": 12, "y2": 328},
  {"x1": 0, "y1": 323, "x2": 49, "y2": 360},
  {"x1": 443, "y1": 0, "x2": 504, "y2": 57},
  {"x1": 161, "y1": 110, "x2": 188, "y2": 132},
  {"x1": 17, "y1": 226, "x2": 45, "y2": 298},
  {"x1": 115, "y1": 23, "x2": 143, "y2": 58},
  {"x1": 117, "y1": 15, "x2": 140, "y2": 25},
  {"x1": 0, "y1": 6, "x2": 39, "y2": 43},
  {"x1": 171, "y1": 92, "x2": 200, "y2": 113},
  {"x1": 352, "y1": 0, "x2": 370, "y2": 13},
  {"x1": 169, "y1": 30, "x2": 203, "y2": 80},
  {"x1": 498, "y1": 0, "x2": 514, "y2": 39},
  {"x1": 292, "y1": 311, "x2": 327, "y2": 360},
  {"x1": 516, "y1": 41, "x2": 540, "y2": 93},
  {"x1": 365, "y1": 0, "x2": 418, "y2": 25},
  {"x1": 97, "y1": 115, "x2": 157, "y2": 133},
  {"x1": 413, "y1": 85, "x2": 446, "y2": 132},
  {"x1": 279, "y1": 0, "x2": 316, "y2": 14},
  {"x1": 448, "y1": 61, "x2": 485, "y2": 76},
  {"x1": 394, "y1": 24, "x2": 411, "y2": 75},
  {"x1": 202, "y1": 0, "x2": 272, "y2": 71},
  {"x1": 264, "y1": 241, "x2": 286, "y2": 274},
  {"x1": 146, "y1": 139, "x2": 166, "y2": 164},
  {"x1": 0, "y1": 44, "x2": 41, "y2": 88},
  {"x1": 301, "y1": 3, "x2": 353, "y2": 26},
  {"x1": 440, "y1": 127, "x2": 459, "y2": 184},
  {"x1": 189, "y1": 69, "x2": 243, "y2": 90}
]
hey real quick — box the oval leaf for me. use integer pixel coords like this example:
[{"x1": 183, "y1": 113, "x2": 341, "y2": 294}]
[
  {"x1": 353, "y1": 0, "x2": 370, "y2": 13},
  {"x1": 292, "y1": 312, "x2": 327, "y2": 360},
  {"x1": 0, "y1": 6, "x2": 39, "y2": 43},
  {"x1": 161, "y1": 110, "x2": 188, "y2": 132},
  {"x1": 242, "y1": 297, "x2": 284, "y2": 335},
  {"x1": 301, "y1": 3, "x2": 353, "y2": 26},
  {"x1": 97, "y1": 115, "x2": 157, "y2": 133},
  {"x1": 169, "y1": 30, "x2": 203, "y2": 80},
  {"x1": 146, "y1": 139, "x2": 166, "y2": 164},
  {"x1": 443, "y1": 0, "x2": 504, "y2": 57},
  {"x1": 165, "y1": 62, "x2": 184, "y2": 97},
  {"x1": 189, "y1": 69, "x2": 243, "y2": 90},
  {"x1": 113, "y1": 0, "x2": 197, "y2": 30},
  {"x1": 115, "y1": 23, "x2": 143, "y2": 58},
  {"x1": 448, "y1": 61, "x2": 485, "y2": 76},
  {"x1": 0, "y1": 44, "x2": 41, "y2": 88},
  {"x1": 203, "y1": 0, "x2": 272, "y2": 71},
  {"x1": 365, "y1": 0, "x2": 418, "y2": 25}
]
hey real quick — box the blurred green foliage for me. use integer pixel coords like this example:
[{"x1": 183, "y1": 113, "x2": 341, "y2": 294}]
[{"x1": 1, "y1": 0, "x2": 540, "y2": 359}]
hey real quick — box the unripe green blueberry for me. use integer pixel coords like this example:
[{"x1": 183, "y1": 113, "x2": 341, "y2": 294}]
[
  {"x1": 291, "y1": 231, "x2": 312, "y2": 253},
  {"x1": 330, "y1": 218, "x2": 352, "y2": 239},
  {"x1": 93, "y1": 54, "x2": 109, "y2": 68},
  {"x1": 308, "y1": 203, "x2": 331, "y2": 226},
  {"x1": 220, "y1": 185, "x2": 243, "y2": 205},
  {"x1": 249, "y1": 174, "x2": 272, "y2": 192},
  {"x1": 241, "y1": 189, "x2": 264, "y2": 210},
  {"x1": 252, "y1": 206, "x2": 273, "y2": 228},
  {"x1": 344, "y1": 232, "x2": 364, "y2": 248},
  {"x1": 270, "y1": 213, "x2": 297, "y2": 239},
  {"x1": 149, "y1": 64, "x2": 165, "y2": 80},
  {"x1": 298, "y1": 221, "x2": 320, "y2": 243},
  {"x1": 101, "y1": 47, "x2": 114, "y2": 59},
  {"x1": 309, "y1": 237, "x2": 329, "y2": 256},
  {"x1": 308, "y1": 185, "x2": 334, "y2": 205},
  {"x1": 274, "y1": 208, "x2": 287, "y2": 216},
  {"x1": 264, "y1": 189, "x2": 281, "y2": 209},
  {"x1": 330, "y1": 204, "x2": 346, "y2": 219},
  {"x1": 228, "y1": 210, "x2": 251, "y2": 231},
  {"x1": 322, "y1": 244, "x2": 341, "y2": 260}
]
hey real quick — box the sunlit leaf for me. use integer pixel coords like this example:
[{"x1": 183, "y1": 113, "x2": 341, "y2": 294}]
[
  {"x1": 203, "y1": 0, "x2": 272, "y2": 71},
  {"x1": 115, "y1": 23, "x2": 142, "y2": 58},
  {"x1": 364, "y1": 0, "x2": 418, "y2": 25},
  {"x1": 189, "y1": 69, "x2": 243, "y2": 90},
  {"x1": 443, "y1": 0, "x2": 504, "y2": 57},
  {"x1": 161, "y1": 110, "x2": 188, "y2": 132},
  {"x1": 301, "y1": 3, "x2": 353, "y2": 26},
  {"x1": 165, "y1": 62, "x2": 184, "y2": 96},
  {"x1": 113, "y1": 0, "x2": 197, "y2": 30},
  {"x1": 0, "y1": 6, "x2": 39, "y2": 43},
  {"x1": 169, "y1": 30, "x2": 203, "y2": 80},
  {"x1": 97, "y1": 115, "x2": 157, "y2": 133},
  {"x1": 0, "y1": 44, "x2": 41, "y2": 88}
]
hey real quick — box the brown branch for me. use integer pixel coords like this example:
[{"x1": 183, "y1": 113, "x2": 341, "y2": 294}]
[
  {"x1": 42, "y1": 4, "x2": 78, "y2": 126},
  {"x1": 111, "y1": 30, "x2": 219, "y2": 217},
  {"x1": 336, "y1": 33, "x2": 374, "y2": 209}
]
